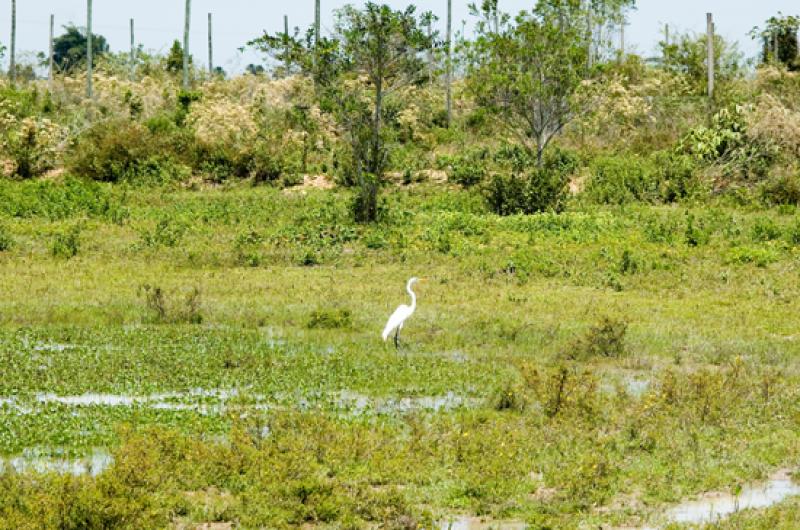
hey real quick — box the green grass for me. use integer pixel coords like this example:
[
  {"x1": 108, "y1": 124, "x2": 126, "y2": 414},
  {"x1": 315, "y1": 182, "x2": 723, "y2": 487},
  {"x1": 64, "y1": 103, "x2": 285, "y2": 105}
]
[{"x1": 1, "y1": 180, "x2": 800, "y2": 528}]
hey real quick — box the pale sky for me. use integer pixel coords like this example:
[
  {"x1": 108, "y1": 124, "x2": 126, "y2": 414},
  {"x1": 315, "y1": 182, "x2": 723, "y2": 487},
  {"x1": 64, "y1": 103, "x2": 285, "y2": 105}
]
[{"x1": 1, "y1": 1, "x2": 796, "y2": 74}]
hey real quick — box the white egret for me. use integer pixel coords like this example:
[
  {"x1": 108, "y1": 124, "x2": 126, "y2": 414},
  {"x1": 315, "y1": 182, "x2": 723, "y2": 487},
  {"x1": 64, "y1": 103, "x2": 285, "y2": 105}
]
[{"x1": 382, "y1": 277, "x2": 421, "y2": 349}]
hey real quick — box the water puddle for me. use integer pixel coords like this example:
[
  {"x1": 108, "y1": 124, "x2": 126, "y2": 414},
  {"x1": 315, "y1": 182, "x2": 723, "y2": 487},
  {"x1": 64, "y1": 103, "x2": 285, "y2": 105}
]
[
  {"x1": 2, "y1": 448, "x2": 113, "y2": 477},
  {"x1": 334, "y1": 391, "x2": 479, "y2": 416},
  {"x1": 662, "y1": 469, "x2": 800, "y2": 525},
  {"x1": 32, "y1": 342, "x2": 76, "y2": 353},
  {"x1": 37, "y1": 393, "x2": 141, "y2": 406},
  {"x1": 5, "y1": 389, "x2": 477, "y2": 417},
  {"x1": 600, "y1": 374, "x2": 651, "y2": 398},
  {"x1": 439, "y1": 516, "x2": 526, "y2": 529},
  {"x1": 626, "y1": 378, "x2": 650, "y2": 397}
]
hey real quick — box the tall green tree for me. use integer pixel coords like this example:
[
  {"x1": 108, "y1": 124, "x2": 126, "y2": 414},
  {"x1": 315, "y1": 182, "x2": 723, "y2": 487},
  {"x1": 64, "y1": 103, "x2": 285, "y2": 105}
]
[
  {"x1": 249, "y1": 3, "x2": 432, "y2": 222},
  {"x1": 466, "y1": 1, "x2": 590, "y2": 166},
  {"x1": 659, "y1": 32, "x2": 744, "y2": 96},
  {"x1": 335, "y1": 4, "x2": 430, "y2": 178},
  {"x1": 52, "y1": 24, "x2": 108, "y2": 72},
  {"x1": 751, "y1": 14, "x2": 800, "y2": 70}
]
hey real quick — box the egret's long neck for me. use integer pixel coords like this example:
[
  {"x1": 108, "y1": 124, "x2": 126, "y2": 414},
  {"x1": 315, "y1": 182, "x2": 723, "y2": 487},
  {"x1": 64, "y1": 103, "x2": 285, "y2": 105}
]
[{"x1": 407, "y1": 281, "x2": 417, "y2": 311}]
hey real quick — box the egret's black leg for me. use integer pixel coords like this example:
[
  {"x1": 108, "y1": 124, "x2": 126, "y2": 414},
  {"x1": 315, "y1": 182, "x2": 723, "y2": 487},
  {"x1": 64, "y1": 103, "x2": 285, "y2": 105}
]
[{"x1": 394, "y1": 328, "x2": 400, "y2": 349}]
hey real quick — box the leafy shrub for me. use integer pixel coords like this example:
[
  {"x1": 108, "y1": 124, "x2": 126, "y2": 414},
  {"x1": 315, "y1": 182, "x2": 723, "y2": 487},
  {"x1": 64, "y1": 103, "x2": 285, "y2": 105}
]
[
  {"x1": 489, "y1": 382, "x2": 527, "y2": 412},
  {"x1": 250, "y1": 143, "x2": 285, "y2": 184},
  {"x1": 684, "y1": 212, "x2": 711, "y2": 246},
  {"x1": 642, "y1": 214, "x2": 680, "y2": 243},
  {"x1": 140, "y1": 284, "x2": 203, "y2": 324},
  {"x1": 0, "y1": 177, "x2": 126, "y2": 222},
  {"x1": 0, "y1": 116, "x2": 64, "y2": 179},
  {"x1": 584, "y1": 155, "x2": 658, "y2": 204},
  {"x1": 725, "y1": 246, "x2": 779, "y2": 267},
  {"x1": 786, "y1": 218, "x2": 800, "y2": 246},
  {"x1": 138, "y1": 217, "x2": 187, "y2": 248},
  {"x1": 351, "y1": 174, "x2": 381, "y2": 223},
  {"x1": 0, "y1": 223, "x2": 12, "y2": 251},
  {"x1": 751, "y1": 217, "x2": 782, "y2": 242},
  {"x1": 484, "y1": 168, "x2": 568, "y2": 215},
  {"x1": 680, "y1": 106, "x2": 776, "y2": 183},
  {"x1": 67, "y1": 119, "x2": 188, "y2": 183},
  {"x1": 760, "y1": 173, "x2": 800, "y2": 205},
  {"x1": 444, "y1": 148, "x2": 490, "y2": 188},
  {"x1": 653, "y1": 151, "x2": 702, "y2": 201},
  {"x1": 306, "y1": 308, "x2": 352, "y2": 329},
  {"x1": 517, "y1": 363, "x2": 600, "y2": 419},
  {"x1": 51, "y1": 224, "x2": 82, "y2": 258},
  {"x1": 565, "y1": 317, "x2": 628, "y2": 361}
]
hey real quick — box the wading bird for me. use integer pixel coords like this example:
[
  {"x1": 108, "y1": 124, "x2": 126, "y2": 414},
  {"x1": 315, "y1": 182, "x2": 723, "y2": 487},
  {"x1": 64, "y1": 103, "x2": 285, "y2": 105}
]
[{"x1": 382, "y1": 277, "x2": 421, "y2": 349}]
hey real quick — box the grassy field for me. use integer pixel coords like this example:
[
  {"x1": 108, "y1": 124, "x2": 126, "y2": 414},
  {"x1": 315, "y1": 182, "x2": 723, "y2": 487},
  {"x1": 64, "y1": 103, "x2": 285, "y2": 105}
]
[{"x1": 1, "y1": 179, "x2": 800, "y2": 528}]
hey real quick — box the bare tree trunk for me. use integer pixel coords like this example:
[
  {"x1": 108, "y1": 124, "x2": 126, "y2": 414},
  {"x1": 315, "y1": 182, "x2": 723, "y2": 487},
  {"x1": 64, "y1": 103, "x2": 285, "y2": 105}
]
[
  {"x1": 49, "y1": 14, "x2": 55, "y2": 90},
  {"x1": 208, "y1": 13, "x2": 213, "y2": 75},
  {"x1": 446, "y1": 0, "x2": 452, "y2": 128},
  {"x1": 10, "y1": 0, "x2": 16, "y2": 85},
  {"x1": 183, "y1": 0, "x2": 191, "y2": 89},
  {"x1": 87, "y1": 0, "x2": 93, "y2": 98}
]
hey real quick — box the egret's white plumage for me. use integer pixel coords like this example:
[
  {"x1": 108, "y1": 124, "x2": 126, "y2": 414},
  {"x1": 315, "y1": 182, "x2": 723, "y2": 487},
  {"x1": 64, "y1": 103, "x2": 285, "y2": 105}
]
[{"x1": 382, "y1": 277, "x2": 419, "y2": 347}]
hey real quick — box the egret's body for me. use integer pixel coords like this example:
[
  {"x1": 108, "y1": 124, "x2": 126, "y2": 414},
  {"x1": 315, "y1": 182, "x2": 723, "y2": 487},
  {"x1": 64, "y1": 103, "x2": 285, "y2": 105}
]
[{"x1": 382, "y1": 277, "x2": 419, "y2": 348}]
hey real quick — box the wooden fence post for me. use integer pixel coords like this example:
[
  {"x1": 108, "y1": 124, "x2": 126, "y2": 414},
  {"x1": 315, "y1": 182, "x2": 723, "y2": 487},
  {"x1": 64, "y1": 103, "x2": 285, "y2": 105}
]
[
  {"x1": 87, "y1": 0, "x2": 93, "y2": 98},
  {"x1": 208, "y1": 13, "x2": 213, "y2": 74},
  {"x1": 315, "y1": 0, "x2": 321, "y2": 45},
  {"x1": 706, "y1": 12, "x2": 714, "y2": 99},
  {"x1": 49, "y1": 14, "x2": 55, "y2": 89},
  {"x1": 130, "y1": 19, "x2": 136, "y2": 81},
  {"x1": 183, "y1": 0, "x2": 191, "y2": 89},
  {"x1": 284, "y1": 15, "x2": 290, "y2": 76},
  {"x1": 446, "y1": 0, "x2": 452, "y2": 128},
  {"x1": 10, "y1": 0, "x2": 16, "y2": 84}
]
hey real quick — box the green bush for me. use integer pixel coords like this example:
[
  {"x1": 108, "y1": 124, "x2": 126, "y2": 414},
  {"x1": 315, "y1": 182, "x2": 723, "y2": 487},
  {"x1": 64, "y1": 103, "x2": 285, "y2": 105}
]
[
  {"x1": 653, "y1": 151, "x2": 702, "y2": 201},
  {"x1": 0, "y1": 223, "x2": 12, "y2": 251},
  {"x1": 140, "y1": 284, "x2": 203, "y2": 324},
  {"x1": 484, "y1": 168, "x2": 568, "y2": 215},
  {"x1": 138, "y1": 217, "x2": 187, "y2": 248},
  {"x1": 67, "y1": 119, "x2": 188, "y2": 183},
  {"x1": 444, "y1": 148, "x2": 490, "y2": 188},
  {"x1": 351, "y1": 174, "x2": 381, "y2": 223},
  {"x1": 760, "y1": 173, "x2": 800, "y2": 206},
  {"x1": 584, "y1": 155, "x2": 658, "y2": 204},
  {"x1": 250, "y1": 143, "x2": 285, "y2": 184},
  {"x1": 306, "y1": 308, "x2": 352, "y2": 329},
  {"x1": 751, "y1": 216, "x2": 782, "y2": 242},
  {"x1": 0, "y1": 177, "x2": 126, "y2": 222},
  {"x1": 565, "y1": 316, "x2": 628, "y2": 361},
  {"x1": 51, "y1": 224, "x2": 82, "y2": 259}
]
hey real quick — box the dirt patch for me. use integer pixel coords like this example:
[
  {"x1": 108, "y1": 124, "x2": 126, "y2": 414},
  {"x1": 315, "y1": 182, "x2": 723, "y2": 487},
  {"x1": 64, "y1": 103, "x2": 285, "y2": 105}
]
[{"x1": 284, "y1": 174, "x2": 335, "y2": 194}]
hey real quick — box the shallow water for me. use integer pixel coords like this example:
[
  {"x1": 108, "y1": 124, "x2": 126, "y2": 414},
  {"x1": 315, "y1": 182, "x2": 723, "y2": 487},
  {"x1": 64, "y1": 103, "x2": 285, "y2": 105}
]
[
  {"x1": 438, "y1": 516, "x2": 526, "y2": 529},
  {"x1": 6, "y1": 388, "x2": 477, "y2": 417},
  {"x1": 663, "y1": 469, "x2": 800, "y2": 525},
  {"x1": 37, "y1": 393, "x2": 141, "y2": 406},
  {"x1": 2, "y1": 449, "x2": 113, "y2": 477},
  {"x1": 335, "y1": 390, "x2": 479, "y2": 415}
]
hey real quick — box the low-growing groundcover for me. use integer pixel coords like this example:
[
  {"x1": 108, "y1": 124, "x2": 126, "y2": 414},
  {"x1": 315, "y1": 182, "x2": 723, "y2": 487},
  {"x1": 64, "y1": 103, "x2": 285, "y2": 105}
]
[{"x1": 0, "y1": 182, "x2": 800, "y2": 528}]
